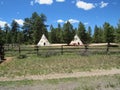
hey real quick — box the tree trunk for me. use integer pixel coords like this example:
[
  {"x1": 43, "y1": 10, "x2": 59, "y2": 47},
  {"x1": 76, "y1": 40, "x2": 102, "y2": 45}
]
[
  {"x1": 0, "y1": 44, "x2": 5, "y2": 60},
  {"x1": 106, "y1": 42, "x2": 110, "y2": 53},
  {"x1": 84, "y1": 44, "x2": 88, "y2": 53}
]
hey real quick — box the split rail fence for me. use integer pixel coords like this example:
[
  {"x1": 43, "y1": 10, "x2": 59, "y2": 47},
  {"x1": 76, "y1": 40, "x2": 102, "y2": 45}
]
[{"x1": 3, "y1": 44, "x2": 120, "y2": 57}]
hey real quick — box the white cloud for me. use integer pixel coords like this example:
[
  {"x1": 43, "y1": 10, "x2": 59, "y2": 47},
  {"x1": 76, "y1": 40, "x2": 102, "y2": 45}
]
[
  {"x1": 67, "y1": 19, "x2": 79, "y2": 24},
  {"x1": 0, "y1": 20, "x2": 7, "y2": 27},
  {"x1": 56, "y1": 0, "x2": 65, "y2": 2},
  {"x1": 15, "y1": 19, "x2": 24, "y2": 26},
  {"x1": 76, "y1": 0, "x2": 95, "y2": 10},
  {"x1": 57, "y1": 19, "x2": 64, "y2": 23},
  {"x1": 84, "y1": 22, "x2": 88, "y2": 25},
  {"x1": 100, "y1": 1, "x2": 108, "y2": 8},
  {"x1": 35, "y1": 0, "x2": 53, "y2": 5},
  {"x1": 30, "y1": 1, "x2": 34, "y2": 6},
  {"x1": 57, "y1": 19, "x2": 79, "y2": 24}
]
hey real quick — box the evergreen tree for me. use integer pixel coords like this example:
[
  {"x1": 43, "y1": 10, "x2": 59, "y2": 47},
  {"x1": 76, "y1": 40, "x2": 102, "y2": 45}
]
[
  {"x1": 22, "y1": 18, "x2": 33, "y2": 44},
  {"x1": 22, "y1": 12, "x2": 48, "y2": 44},
  {"x1": 93, "y1": 25, "x2": 100, "y2": 43},
  {"x1": 77, "y1": 22, "x2": 90, "y2": 52},
  {"x1": 34, "y1": 16, "x2": 43, "y2": 44},
  {"x1": 59, "y1": 24, "x2": 64, "y2": 43},
  {"x1": 56, "y1": 24, "x2": 61, "y2": 43},
  {"x1": 4, "y1": 24, "x2": 11, "y2": 44},
  {"x1": 40, "y1": 13, "x2": 47, "y2": 23},
  {"x1": 39, "y1": 13, "x2": 48, "y2": 39},
  {"x1": 99, "y1": 27, "x2": 105, "y2": 43},
  {"x1": 31, "y1": 12, "x2": 39, "y2": 23},
  {"x1": 33, "y1": 14, "x2": 48, "y2": 44},
  {"x1": 50, "y1": 25, "x2": 56, "y2": 43},
  {"x1": 63, "y1": 21, "x2": 74, "y2": 45},
  {"x1": 87, "y1": 26, "x2": 92, "y2": 43},
  {"x1": 17, "y1": 31, "x2": 24, "y2": 44},
  {"x1": 93, "y1": 25, "x2": 104, "y2": 43},
  {"x1": 77, "y1": 22, "x2": 87, "y2": 44},
  {"x1": 103, "y1": 22, "x2": 115, "y2": 52},
  {"x1": 0, "y1": 26, "x2": 4, "y2": 44},
  {"x1": 78, "y1": 22, "x2": 85, "y2": 39},
  {"x1": 31, "y1": 12, "x2": 39, "y2": 44},
  {"x1": 11, "y1": 20, "x2": 19, "y2": 44},
  {"x1": 115, "y1": 20, "x2": 120, "y2": 43}
]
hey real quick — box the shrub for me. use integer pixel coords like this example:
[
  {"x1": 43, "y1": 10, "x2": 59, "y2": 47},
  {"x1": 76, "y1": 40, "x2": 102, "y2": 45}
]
[{"x1": 17, "y1": 54, "x2": 27, "y2": 59}]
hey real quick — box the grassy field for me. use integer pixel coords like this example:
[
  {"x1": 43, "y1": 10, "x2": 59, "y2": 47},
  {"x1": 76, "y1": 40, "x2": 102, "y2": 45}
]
[
  {"x1": 0, "y1": 74, "x2": 120, "y2": 90},
  {"x1": 0, "y1": 53, "x2": 120, "y2": 77},
  {"x1": 0, "y1": 45, "x2": 120, "y2": 90}
]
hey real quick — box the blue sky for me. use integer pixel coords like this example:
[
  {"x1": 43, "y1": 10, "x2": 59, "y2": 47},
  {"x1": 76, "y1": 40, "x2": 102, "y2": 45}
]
[{"x1": 0, "y1": 0, "x2": 120, "y2": 31}]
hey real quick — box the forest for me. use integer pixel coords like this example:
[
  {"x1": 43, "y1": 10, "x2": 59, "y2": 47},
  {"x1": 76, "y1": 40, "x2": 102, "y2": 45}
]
[{"x1": 0, "y1": 12, "x2": 120, "y2": 45}]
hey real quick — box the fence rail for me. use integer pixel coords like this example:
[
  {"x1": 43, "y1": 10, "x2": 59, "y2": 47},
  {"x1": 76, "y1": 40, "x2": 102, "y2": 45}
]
[{"x1": 3, "y1": 45, "x2": 120, "y2": 57}]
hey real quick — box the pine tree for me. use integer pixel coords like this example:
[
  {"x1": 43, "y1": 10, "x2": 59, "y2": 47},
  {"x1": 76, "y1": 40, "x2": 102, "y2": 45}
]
[
  {"x1": 33, "y1": 15, "x2": 48, "y2": 44},
  {"x1": 0, "y1": 26, "x2": 4, "y2": 44},
  {"x1": 33, "y1": 16, "x2": 43, "y2": 44},
  {"x1": 22, "y1": 12, "x2": 48, "y2": 44},
  {"x1": 99, "y1": 27, "x2": 105, "y2": 43},
  {"x1": 4, "y1": 24, "x2": 11, "y2": 44},
  {"x1": 115, "y1": 20, "x2": 120, "y2": 43},
  {"x1": 77, "y1": 22, "x2": 87, "y2": 44},
  {"x1": 22, "y1": 18, "x2": 33, "y2": 44},
  {"x1": 40, "y1": 13, "x2": 48, "y2": 39},
  {"x1": 103, "y1": 22, "x2": 115, "y2": 52},
  {"x1": 63, "y1": 21, "x2": 74, "y2": 45},
  {"x1": 59, "y1": 24, "x2": 64, "y2": 43},
  {"x1": 77, "y1": 22, "x2": 89, "y2": 52},
  {"x1": 11, "y1": 20, "x2": 19, "y2": 44},
  {"x1": 87, "y1": 26, "x2": 92, "y2": 43},
  {"x1": 17, "y1": 31, "x2": 24, "y2": 44},
  {"x1": 56, "y1": 24, "x2": 61, "y2": 43},
  {"x1": 93, "y1": 25, "x2": 100, "y2": 43},
  {"x1": 50, "y1": 25, "x2": 56, "y2": 43}
]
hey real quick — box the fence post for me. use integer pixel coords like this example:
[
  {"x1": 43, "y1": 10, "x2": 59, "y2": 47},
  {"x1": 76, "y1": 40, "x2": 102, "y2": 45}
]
[
  {"x1": 0, "y1": 44, "x2": 5, "y2": 61},
  {"x1": 61, "y1": 45, "x2": 63, "y2": 55},
  {"x1": 18, "y1": 45, "x2": 21, "y2": 55},
  {"x1": 36, "y1": 46, "x2": 39, "y2": 56}
]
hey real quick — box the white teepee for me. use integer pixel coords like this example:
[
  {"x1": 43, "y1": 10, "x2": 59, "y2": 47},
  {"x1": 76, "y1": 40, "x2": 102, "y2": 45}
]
[
  {"x1": 37, "y1": 34, "x2": 50, "y2": 46},
  {"x1": 70, "y1": 34, "x2": 83, "y2": 46}
]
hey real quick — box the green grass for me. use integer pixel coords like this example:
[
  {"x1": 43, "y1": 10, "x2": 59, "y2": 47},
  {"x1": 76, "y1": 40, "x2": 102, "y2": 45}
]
[
  {"x1": 0, "y1": 53, "x2": 120, "y2": 77},
  {"x1": 0, "y1": 74, "x2": 120, "y2": 90},
  {"x1": 73, "y1": 74, "x2": 120, "y2": 90}
]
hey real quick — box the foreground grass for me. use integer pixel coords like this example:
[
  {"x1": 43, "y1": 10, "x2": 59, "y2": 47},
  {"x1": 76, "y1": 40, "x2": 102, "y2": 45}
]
[
  {"x1": 0, "y1": 75, "x2": 120, "y2": 90},
  {"x1": 0, "y1": 53, "x2": 120, "y2": 77}
]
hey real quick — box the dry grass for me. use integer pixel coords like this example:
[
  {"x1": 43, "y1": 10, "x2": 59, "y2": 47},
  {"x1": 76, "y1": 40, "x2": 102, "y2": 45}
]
[
  {"x1": 0, "y1": 74, "x2": 120, "y2": 90},
  {"x1": 0, "y1": 53, "x2": 120, "y2": 77}
]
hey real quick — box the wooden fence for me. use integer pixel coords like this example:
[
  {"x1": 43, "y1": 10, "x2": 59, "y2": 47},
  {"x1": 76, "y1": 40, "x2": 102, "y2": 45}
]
[{"x1": 3, "y1": 44, "x2": 120, "y2": 57}]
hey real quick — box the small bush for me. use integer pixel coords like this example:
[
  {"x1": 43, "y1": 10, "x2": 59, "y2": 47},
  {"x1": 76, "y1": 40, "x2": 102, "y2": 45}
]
[
  {"x1": 39, "y1": 51, "x2": 59, "y2": 58},
  {"x1": 17, "y1": 54, "x2": 27, "y2": 59}
]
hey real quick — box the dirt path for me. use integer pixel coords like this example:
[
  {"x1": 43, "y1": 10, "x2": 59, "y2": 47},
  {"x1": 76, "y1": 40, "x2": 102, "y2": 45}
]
[
  {"x1": 0, "y1": 57, "x2": 14, "y2": 65},
  {"x1": 0, "y1": 68, "x2": 120, "y2": 81}
]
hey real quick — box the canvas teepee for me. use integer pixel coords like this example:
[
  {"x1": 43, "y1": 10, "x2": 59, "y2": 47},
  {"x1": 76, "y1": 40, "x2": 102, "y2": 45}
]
[
  {"x1": 70, "y1": 34, "x2": 83, "y2": 46},
  {"x1": 37, "y1": 34, "x2": 50, "y2": 46}
]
